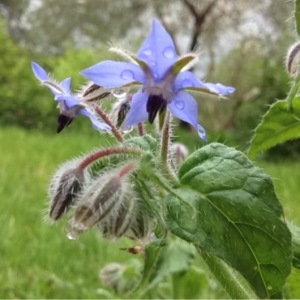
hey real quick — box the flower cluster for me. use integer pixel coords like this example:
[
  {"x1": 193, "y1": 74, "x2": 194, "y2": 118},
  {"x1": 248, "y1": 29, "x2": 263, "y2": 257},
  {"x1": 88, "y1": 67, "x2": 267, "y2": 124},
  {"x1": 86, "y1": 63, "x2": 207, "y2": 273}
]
[{"x1": 33, "y1": 20, "x2": 234, "y2": 246}]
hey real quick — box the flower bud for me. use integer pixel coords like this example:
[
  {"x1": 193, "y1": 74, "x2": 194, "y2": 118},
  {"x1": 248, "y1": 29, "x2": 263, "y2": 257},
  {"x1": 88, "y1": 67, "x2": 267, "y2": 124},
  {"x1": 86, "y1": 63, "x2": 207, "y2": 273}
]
[
  {"x1": 79, "y1": 82, "x2": 111, "y2": 102},
  {"x1": 129, "y1": 213, "x2": 153, "y2": 240},
  {"x1": 68, "y1": 162, "x2": 136, "y2": 237},
  {"x1": 110, "y1": 95, "x2": 131, "y2": 128},
  {"x1": 286, "y1": 41, "x2": 300, "y2": 76},
  {"x1": 170, "y1": 142, "x2": 189, "y2": 168},
  {"x1": 48, "y1": 158, "x2": 87, "y2": 221},
  {"x1": 99, "y1": 260, "x2": 140, "y2": 293},
  {"x1": 100, "y1": 193, "x2": 136, "y2": 239},
  {"x1": 99, "y1": 263, "x2": 124, "y2": 292},
  {"x1": 127, "y1": 197, "x2": 154, "y2": 240}
]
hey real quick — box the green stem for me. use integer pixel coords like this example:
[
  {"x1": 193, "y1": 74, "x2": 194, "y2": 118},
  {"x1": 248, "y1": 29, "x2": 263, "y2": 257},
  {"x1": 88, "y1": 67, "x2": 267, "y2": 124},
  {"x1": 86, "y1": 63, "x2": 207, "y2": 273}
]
[
  {"x1": 160, "y1": 112, "x2": 178, "y2": 184},
  {"x1": 160, "y1": 111, "x2": 171, "y2": 163},
  {"x1": 199, "y1": 250, "x2": 257, "y2": 299}
]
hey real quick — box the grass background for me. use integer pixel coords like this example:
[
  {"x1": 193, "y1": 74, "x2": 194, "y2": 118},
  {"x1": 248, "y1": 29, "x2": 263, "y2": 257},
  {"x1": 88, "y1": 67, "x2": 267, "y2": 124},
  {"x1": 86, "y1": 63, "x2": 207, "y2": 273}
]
[{"x1": 0, "y1": 126, "x2": 299, "y2": 298}]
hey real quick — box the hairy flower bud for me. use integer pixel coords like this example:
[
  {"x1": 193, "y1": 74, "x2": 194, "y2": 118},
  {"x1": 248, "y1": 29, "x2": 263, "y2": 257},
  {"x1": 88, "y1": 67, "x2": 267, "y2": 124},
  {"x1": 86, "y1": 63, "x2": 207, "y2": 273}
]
[
  {"x1": 129, "y1": 213, "x2": 153, "y2": 240},
  {"x1": 286, "y1": 41, "x2": 300, "y2": 76},
  {"x1": 170, "y1": 142, "x2": 189, "y2": 168},
  {"x1": 78, "y1": 82, "x2": 111, "y2": 102},
  {"x1": 127, "y1": 197, "x2": 154, "y2": 240},
  {"x1": 100, "y1": 193, "x2": 136, "y2": 239},
  {"x1": 48, "y1": 158, "x2": 87, "y2": 221},
  {"x1": 68, "y1": 162, "x2": 136, "y2": 237},
  {"x1": 110, "y1": 95, "x2": 131, "y2": 128},
  {"x1": 99, "y1": 263, "x2": 124, "y2": 292},
  {"x1": 99, "y1": 261, "x2": 140, "y2": 293}
]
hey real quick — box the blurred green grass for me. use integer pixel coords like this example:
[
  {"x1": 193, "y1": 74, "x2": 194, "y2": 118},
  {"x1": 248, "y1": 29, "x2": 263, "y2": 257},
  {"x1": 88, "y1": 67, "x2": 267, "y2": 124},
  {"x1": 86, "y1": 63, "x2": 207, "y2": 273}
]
[
  {"x1": 0, "y1": 126, "x2": 299, "y2": 298},
  {"x1": 0, "y1": 127, "x2": 135, "y2": 299}
]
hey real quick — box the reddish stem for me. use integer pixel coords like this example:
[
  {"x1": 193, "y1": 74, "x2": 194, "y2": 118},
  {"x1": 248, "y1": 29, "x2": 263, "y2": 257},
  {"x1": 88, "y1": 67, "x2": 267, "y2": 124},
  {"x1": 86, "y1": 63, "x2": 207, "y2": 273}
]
[
  {"x1": 137, "y1": 123, "x2": 145, "y2": 136},
  {"x1": 93, "y1": 105, "x2": 124, "y2": 142},
  {"x1": 78, "y1": 147, "x2": 142, "y2": 170},
  {"x1": 118, "y1": 162, "x2": 136, "y2": 178}
]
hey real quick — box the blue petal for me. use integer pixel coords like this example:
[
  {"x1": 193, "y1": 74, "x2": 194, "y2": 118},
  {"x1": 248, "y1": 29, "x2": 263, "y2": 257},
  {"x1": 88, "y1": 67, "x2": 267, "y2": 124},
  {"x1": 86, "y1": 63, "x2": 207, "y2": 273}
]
[
  {"x1": 60, "y1": 77, "x2": 72, "y2": 95},
  {"x1": 31, "y1": 61, "x2": 48, "y2": 81},
  {"x1": 123, "y1": 89, "x2": 148, "y2": 128},
  {"x1": 204, "y1": 83, "x2": 235, "y2": 95},
  {"x1": 32, "y1": 61, "x2": 70, "y2": 96},
  {"x1": 81, "y1": 60, "x2": 145, "y2": 88},
  {"x1": 55, "y1": 95, "x2": 81, "y2": 109},
  {"x1": 137, "y1": 19, "x2": 177, "y2": 80},
  {"x1": 79, "y1": 108, "x2": 111, "y2": 131},
  {"x1": 174, "y1": 71, "x2": 207, "y2": 90},
  {"x1": 168, "y1": 90, "x2": 206, "y2": 140}
]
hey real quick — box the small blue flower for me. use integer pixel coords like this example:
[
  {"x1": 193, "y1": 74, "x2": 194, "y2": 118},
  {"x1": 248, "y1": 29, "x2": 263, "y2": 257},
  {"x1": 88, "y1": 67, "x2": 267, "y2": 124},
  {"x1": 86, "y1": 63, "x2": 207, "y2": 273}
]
[
  {"x1": 31, "y1": 62, "x2": 111, "y2": 133},
  {"x1": 81, "y1": 20, "x2": 235, "y2": 139}
]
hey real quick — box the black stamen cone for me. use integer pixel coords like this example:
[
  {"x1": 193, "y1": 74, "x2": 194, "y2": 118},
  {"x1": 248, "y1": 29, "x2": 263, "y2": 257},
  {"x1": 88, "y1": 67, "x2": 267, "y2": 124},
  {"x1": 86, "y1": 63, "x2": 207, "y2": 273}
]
[
  {"x1": 146, "y1": 94, "x2": 166, "y2": 123},
  {"x1": 57, "y1": 114, "x2": 73, "y2": 133}
]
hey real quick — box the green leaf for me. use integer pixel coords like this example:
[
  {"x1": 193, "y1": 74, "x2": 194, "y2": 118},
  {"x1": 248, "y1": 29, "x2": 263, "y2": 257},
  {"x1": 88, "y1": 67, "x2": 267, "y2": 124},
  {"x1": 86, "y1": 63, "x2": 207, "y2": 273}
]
[
  {"x1": 248, "y1": 98, "x2": 300, "y2": 159},
  {"x1": 287, "y1": 222, "x2": 300, "y2": 269},
  {"x1": 167, "y1": 143, "x2": 292, "y2": 298},
  {"x1": 136, "y1": 239, "x2": 197, "y2": 298},
  {"x1": 123, "y1": 134, "x2": 158, "y2": 152},
  {"x1": 149, "y1": 239, "x2": 196, "y2": 287},
  {"x1": 295, "y1": 0, "x2": 300, "y2": 37}
]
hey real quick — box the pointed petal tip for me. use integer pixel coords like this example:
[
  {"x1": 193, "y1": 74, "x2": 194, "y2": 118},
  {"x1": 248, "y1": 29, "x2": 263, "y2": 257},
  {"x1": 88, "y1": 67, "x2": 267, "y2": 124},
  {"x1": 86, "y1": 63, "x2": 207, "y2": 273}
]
[
  {"x1": 205, "y1": 83, "x2": 236, "y2": 95},
  {"x1": 31, "y1": 61, "x2": 48, "y2": 81}
]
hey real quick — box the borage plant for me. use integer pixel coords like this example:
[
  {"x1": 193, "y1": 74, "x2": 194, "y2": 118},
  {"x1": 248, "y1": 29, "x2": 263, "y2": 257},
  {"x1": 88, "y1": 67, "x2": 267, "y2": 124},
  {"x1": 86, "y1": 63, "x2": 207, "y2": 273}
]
[{"x1": 32, "y1": 19, "x2": 293, "y2": 299}]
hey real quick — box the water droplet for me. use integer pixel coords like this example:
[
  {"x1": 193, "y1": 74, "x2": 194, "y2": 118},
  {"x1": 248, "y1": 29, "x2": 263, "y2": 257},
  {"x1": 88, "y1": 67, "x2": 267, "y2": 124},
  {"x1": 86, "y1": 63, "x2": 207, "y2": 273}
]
[
  {"x1": 175, "y1": 100, "x2": 184, "y2": 110},
  {"x1": 66, "y1": 232, "x2": 76, "y2": 240},
  {"x1": 120, "y1": 70, "x2": 135, "y2": 80},
  {"x1": 142, "y1": 49, "x2": 152, "y2": 56},
  {"x1": 181, "y1": 79, "x2": 194, "y2": 88},
  {"x1": 112, "y1": 89, "x2": 128, "y2": 99},
  {"x1": 163, "y1": 47, "x2": 176, "y2": 59},
  {"x1": 122, "y1": 126, "x2": 133, "y2": 134}
]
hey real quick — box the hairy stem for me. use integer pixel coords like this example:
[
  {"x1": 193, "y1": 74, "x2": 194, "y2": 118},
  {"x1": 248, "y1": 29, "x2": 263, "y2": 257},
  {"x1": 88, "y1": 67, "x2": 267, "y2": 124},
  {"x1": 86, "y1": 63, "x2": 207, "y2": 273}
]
[
  {"x1": 138, "y1": 122, "x2": 145, "y2": 136},
  {"x1": 199, "y1": 250, "x2": 257, "y2": 299},
  {"x1": 78, "y1": 147, "x2": 142, "y2": 170},
  {"x1": 93, "y1": 105, "x2": 124, "y2": 142},
  {"x1": 160, "y1": 112, "x2": 178, "y2": 184}
]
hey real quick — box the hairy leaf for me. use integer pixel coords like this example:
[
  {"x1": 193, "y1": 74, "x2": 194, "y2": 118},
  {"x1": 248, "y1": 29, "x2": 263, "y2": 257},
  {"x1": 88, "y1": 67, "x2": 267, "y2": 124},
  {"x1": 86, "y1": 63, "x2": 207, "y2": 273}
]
[
  {"x1": 167, "y1": 143, "x2": 292, "y2": 298},
  {"x1": 248, "y1": 98, "x2": 300, "y2": 159}
]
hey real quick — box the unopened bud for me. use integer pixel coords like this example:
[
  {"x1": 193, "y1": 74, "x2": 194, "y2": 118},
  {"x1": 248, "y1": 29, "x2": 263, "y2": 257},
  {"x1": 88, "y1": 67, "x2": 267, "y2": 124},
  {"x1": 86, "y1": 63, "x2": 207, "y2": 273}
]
[
  {"x1": 286, "y1": 41, "x2": 300, "y2": 76},
  {"x1": 129, "y1": 210, "x2": 153, "y2": 240},
  {"x1": 99, "y1": 263, "x2": 124, "y2": 292},
  {"x1": 100, "y1": 193, "x2": 136, "y2": 239},
  {"x1": 79, "y1": 82, "x2": 111, "y2": 102},
  {"x1": 99, "y1": 260, "x2": 140, "y2": 293},
  {"x1": 170, "y1": 142, "x2": 189, "y2": 168},
  {"x1": 68, "y1": 162, "x2": 136, "y2": 236},
  {"x1": 111, "y1": 95, "x2": 131, "y2": 127},
  {"x1": 48, "y1": 158, "x2": 87, "y2": 221}
]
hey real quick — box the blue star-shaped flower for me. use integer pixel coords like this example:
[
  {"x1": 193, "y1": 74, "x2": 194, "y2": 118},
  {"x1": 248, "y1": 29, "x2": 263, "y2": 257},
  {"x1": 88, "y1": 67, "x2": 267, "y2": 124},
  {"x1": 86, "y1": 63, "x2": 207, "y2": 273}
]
[
  {"x1": 31, "y1": 62, "x2": 111, "y2": 133},
  {"x1": 81, "y1": 20, "x2": 235, "y2": 139}
]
